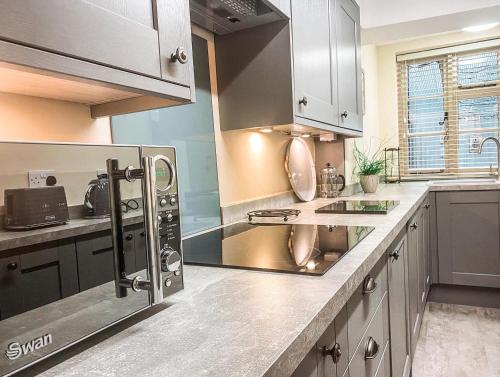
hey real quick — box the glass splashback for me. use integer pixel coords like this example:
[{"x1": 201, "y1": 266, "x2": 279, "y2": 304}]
[{"x1": 112, "y1": 34, "x2": 221, "y2": 235}]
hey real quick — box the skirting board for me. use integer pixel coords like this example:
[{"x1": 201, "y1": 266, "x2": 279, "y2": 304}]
[{"x1": 428, "y1": 284, "x2": 500, "y2": 309}]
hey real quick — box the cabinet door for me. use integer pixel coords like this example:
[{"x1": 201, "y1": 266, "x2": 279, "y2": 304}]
[
  {"x1": 407, "y1": 211, "x2": 420, "y2": 357},
  {"x1": 0, "y1": 0, "x2": 161, "y2": 77},
  {"x1": 422, "y1": 199, "x2": 431, "y2": 298},
  {"x1": 156, "y1": 0, "x2": 194, "y2": 87},
  {"x1": 335, "y1": 0, "x2": 362, "y2": 132},
  {"x1": 317, "y1": 306, "x2": 349, "y2": 377},
  {"x1": 77, "y1": 232, "x2": 137, "y2": 291},
  {"x1": 0, "y1": 256, "x2": 22, "y2": 320},
  {"x1": 387, "y1": 235, "x2": 411, "y2": 377},
  {"x1": 436, "y1": 191, "x2": 500, "y2": 288},
  {"x1": 291, "y1": 347, "x2": 319, "y2": 377},
  {"x1": 292, "y1": 0, "x2": 337, "y2": 126},
  {"x1": 417, "y1": 209, "x2": 426, "y2": 312},
  {"x1": 135, "y1": 228, "x2": 148, "y2": 272}
]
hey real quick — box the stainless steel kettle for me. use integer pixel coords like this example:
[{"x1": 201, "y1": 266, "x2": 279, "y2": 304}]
[
  {"x1": 320, "y1": 163, "x2": 346, "y2": 198},
  {"x1": 84, "y1": 173, "x2": 110, "y2": 218}
]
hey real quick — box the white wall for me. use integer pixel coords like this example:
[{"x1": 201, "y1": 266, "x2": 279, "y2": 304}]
[
  {"x1": 195, "y1": 25, "x2": 315, "y2": 207},
  {"x1": 344, "y1": 44, "x2": 382, "y2": 184},
  {"x1": 0, "y1": 93, "x2": 111, "y2": 143}
]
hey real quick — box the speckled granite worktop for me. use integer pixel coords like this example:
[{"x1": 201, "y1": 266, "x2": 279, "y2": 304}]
[
  {"x1": 17, "y1": 182, "x2": 500, "y2": 377},
  {"x1": 0, "y1": 212, "x2": 144, "y2": 252}
]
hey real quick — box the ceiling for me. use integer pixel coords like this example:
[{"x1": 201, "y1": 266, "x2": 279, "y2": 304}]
[{"x1": 359, "y1": 0, "x2": 500, "y2": 45}]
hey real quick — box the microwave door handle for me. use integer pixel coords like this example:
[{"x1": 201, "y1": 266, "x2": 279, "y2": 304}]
[
  {"x1": 142, "y1": 155, "x2": 170, "y2": 305},
  {"x1": 107, "y1": 158, "x2": 129, "y2": 298},
  {"x1": 107, "y1": 158, "x2": 150, "y2": 298}
]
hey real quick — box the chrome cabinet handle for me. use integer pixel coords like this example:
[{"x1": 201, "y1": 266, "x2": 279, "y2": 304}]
[
  {"x1": 171, "y1": 47, "x2": 188, "y2": 64},
  {"x1": 362, "y1": 275, "x2": 377, "y2": 294},
  {"x1": 364, "y1": 337, "x2": 379, "y2": 360},
  {"x1": 323, "y1": 343, "x2": 342, "y2": 364},
  {"x1": 299, "y1": 96, "x2": 308, "y2": 106},
  {"x1": 341, "y1": 110, "x2": 348, "y2": 119},
  {"x1": 7, "y1": 262, "x2": 18, "y2": 271},
  {"x1": 410, "y1": 222, "x2": 418, "y2": 230}
]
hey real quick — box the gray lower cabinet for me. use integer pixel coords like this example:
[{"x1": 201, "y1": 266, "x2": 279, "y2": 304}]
[
  {"x1": 387, "y1": 232, "x2": 411, "y2": 377},
  {"x1": 335, "y1": 0, "x2": 362, "y2": 132},
  {"x1": 291, "y1": 306, "x2": 349, "y2": 377},
  {"x1": 292, "y1": 256, "x2": 389, "y2": 377},
  {"x1": 76, "y1": 228, "x2": 144, "y2": 291},
  {"x1": 436, "y1": 191, "x2": 500, "y2": 288},
  {"x1": 0, "y1": 241, "x2": 79, "y2": 320},
  {"x1": 407, "y1": 208, "x2": 421, "y2": 357},
  {"x1": 348, "y1": 295, "x2": 389, "y2": 377}
]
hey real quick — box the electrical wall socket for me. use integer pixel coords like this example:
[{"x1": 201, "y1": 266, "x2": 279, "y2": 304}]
[{"x1": 28, "y1": 170, "x2": 56, "y2": 188}]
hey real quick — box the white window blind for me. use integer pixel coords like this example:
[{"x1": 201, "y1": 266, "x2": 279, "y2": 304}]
[{"x1": 397, "y1": 41, "x2": 500, "y2": 178}]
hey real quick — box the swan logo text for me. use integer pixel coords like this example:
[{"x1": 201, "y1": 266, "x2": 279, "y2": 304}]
[{"x1": 4, "y1": 334, "x2": 53, "y2": 360}]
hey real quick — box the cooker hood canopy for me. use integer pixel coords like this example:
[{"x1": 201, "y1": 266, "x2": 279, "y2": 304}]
[{"x1": 190, "y1": 0, "x2": 288, "y2": 35}]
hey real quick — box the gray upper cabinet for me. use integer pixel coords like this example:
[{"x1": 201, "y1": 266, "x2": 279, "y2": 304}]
[
  {"x1": 157, "y1": 0, "x2": 194, "y2": 87},
  {"x1": 436, "y1": 191, "x2": 500, "y2": 288},
  {"x1": 292, "y1": 0, "x2": 337, "y2": 126},
  {"x1": 0, "y1": 0, "x2": 161, "y2": 77},
  {"x1": 215, "y1": 0, "x2": 363, "y2": 137},
  {"x1": 0, "y1": 0, "x2": 195, "y2": 116},
  {"x1": 335, "y1": 0, "x2": 362, "y2": 132}
]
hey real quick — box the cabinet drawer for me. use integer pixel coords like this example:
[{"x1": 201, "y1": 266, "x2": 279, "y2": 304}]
[
  {"x1": 347, "y1": 256, "x2": 387, "y2": 359},
  {"x1": 348, "y1": 294, "x2": 389, "y2": 377},
  {"x1": 374, "y1": 341, "x2": 390, "y2": 377}
]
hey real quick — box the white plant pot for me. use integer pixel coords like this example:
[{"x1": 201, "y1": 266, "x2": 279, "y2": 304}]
[{"x1": 359, "y1": 175, "x2": 379, "y2": 193}]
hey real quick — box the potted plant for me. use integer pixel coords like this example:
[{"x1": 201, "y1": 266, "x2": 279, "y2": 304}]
[{"x1": 353, "y1": 143, "x2": 384, "y2": 193}]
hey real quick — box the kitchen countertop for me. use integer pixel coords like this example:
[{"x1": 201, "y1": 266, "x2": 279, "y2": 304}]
[
  {"x1": 0, "y1": 211, "x2": 144, "y2": 253},
  {"x1": 427, "y1": 179, "x2": 500, "y2": 191},
  {"x1": 30, "y1": 183, "x2": 434, "y2": 377},
  {"x1": 2, "y1": 179, "x2": 498, "y2": 254}
]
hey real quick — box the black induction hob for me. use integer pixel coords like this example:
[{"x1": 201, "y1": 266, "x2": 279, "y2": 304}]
[
  {"x1": 315, "y1": 200, "x2": 400, "y2": 215},
  {"x1": 182, "y1": 223, "x2": 374, "y2": 276}
]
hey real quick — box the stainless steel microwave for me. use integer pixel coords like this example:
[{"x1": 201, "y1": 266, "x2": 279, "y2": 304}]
[{"x1": 0, "y1": 142, "x2": 183, "y2": 376}]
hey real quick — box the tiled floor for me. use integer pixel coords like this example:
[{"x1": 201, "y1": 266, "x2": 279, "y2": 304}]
[{"x1": 413, "y1": 302, "x2": 500, "y2": 377}]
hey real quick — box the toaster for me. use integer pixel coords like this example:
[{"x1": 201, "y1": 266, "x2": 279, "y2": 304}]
[{"x1": 4, "y1": 186, "x2": 69, "y2": 230}]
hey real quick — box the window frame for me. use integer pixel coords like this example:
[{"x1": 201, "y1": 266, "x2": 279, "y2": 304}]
[{"x1": 398, "y1": 45, "x2": 500, "y2": 178}]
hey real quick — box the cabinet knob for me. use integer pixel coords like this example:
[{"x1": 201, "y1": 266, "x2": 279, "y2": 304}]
[
  {"x1": 323, "y1": 342, "x2": 342, "y2": 364},
  {"x1": 410, "y1": 222, "x2": 418, "y2": 230},
  {"x1": 298, "y1": 96, "x2": 308, "y2": 106},
  {"x1": 341, "y1": 110, "x2": 348, "y2": 119},
  {"x1": 7, "y1": 262, "x2": 18, "y2": 271},
  {"x1": 424, "y1": 204, "x2": 430, "y2": 209},
  {"x1": 362, "y1": 275, "x2": 377, "y2": 294},
  {"x1": 171, "y1": 47, "x2": 188, "y2": 64},
  {"x1": 125, "y1": 234, "x2": 134, "y2": 241},
  {"x1": 389, "y1": 250, "x2": 400, "y2": 261},
  {"x1": 364, "y1": 337, "x2": 379, "y2": 360}
]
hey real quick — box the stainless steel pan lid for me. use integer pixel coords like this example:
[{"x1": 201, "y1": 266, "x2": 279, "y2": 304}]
[{"x1": 285, "y1": 138, "x2": 316, "y2": 202}]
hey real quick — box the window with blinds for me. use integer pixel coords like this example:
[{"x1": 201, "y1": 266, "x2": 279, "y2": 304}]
[{"x1": 397, "y1": 41, "x2": 500, "y2": 178}]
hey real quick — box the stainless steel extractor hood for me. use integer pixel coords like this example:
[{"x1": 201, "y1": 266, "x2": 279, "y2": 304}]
[{"x1": 190, "y1": 0, "x2": 289, "y2": 35}]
